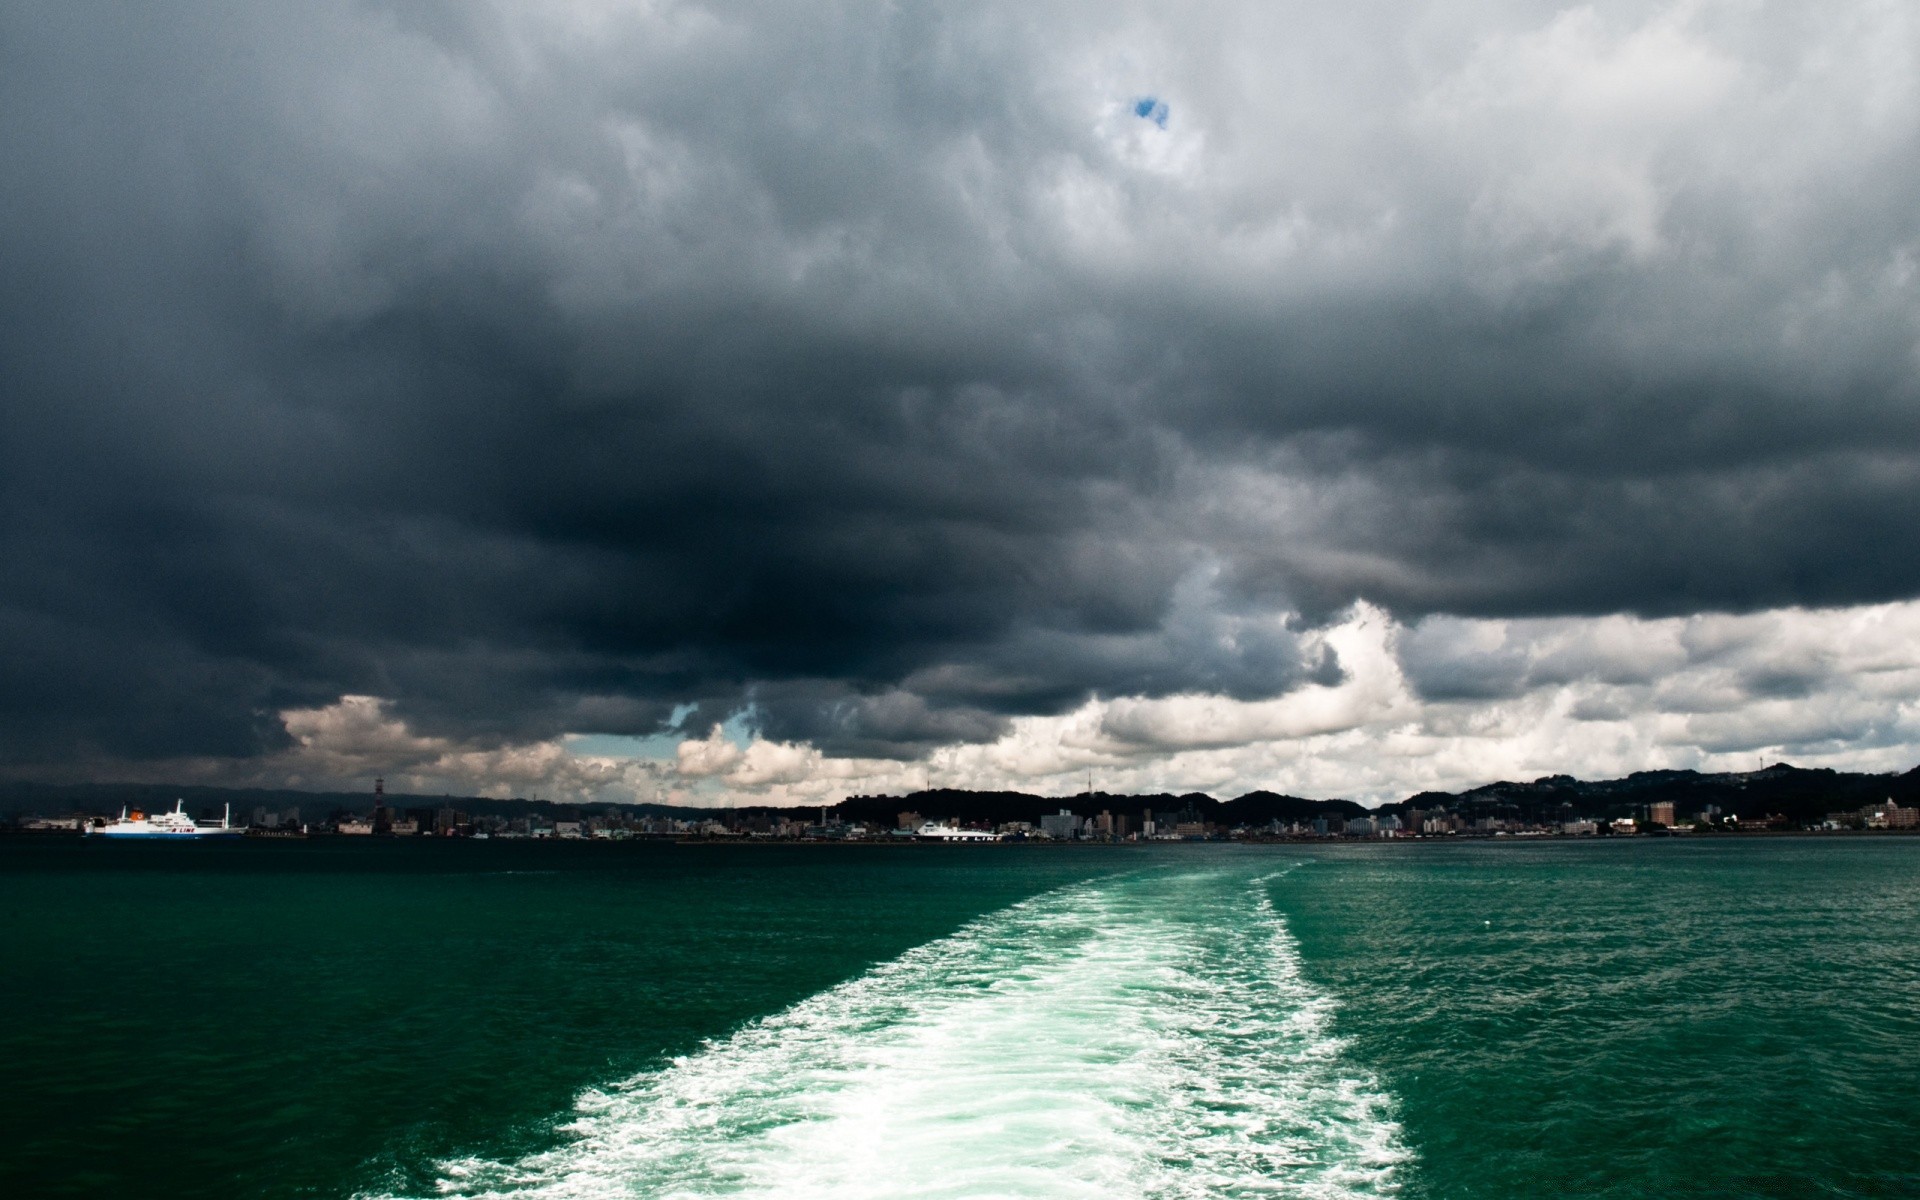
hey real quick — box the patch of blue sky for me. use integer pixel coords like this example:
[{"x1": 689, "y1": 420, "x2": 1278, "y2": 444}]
[
  {"x1": 718, "y1": 705, "x2": 760, "y2": 745},
  {"x1": 563, "y1": 704, "x2": 758, "y2": 761},
  {"x1": 1133, "y1": 95, "x2": 1169, "y2": 128}
]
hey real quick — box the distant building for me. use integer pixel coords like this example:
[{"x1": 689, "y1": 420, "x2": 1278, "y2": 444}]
[
  {"x1": 371, "y1": 777, "x2": 392, "y2": 834},
  {"x1": 1039, "y1": 810, "x2": 1079, "y2": 839},
  {"x1": 1648, "y1": 801, "x2": 1676, "y2": 827}
]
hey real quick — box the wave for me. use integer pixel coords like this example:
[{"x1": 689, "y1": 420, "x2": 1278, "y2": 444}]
[{"x1": 375, "y1": 868, "x2": 1407, "y2": 1199}]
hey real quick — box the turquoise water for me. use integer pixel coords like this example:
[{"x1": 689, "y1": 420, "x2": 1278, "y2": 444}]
[{"x1": 3, "y1": 838, "x2": 1916, "y2": 1197}]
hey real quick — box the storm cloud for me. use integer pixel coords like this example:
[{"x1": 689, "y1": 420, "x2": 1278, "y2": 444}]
[{"x1": 4, "y1": 1, "x2": 1919, "y2": 798}]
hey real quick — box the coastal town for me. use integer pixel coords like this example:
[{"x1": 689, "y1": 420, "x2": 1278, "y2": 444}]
[{"x1": 12, "y1": 772, "x2": 1920, "y2": 841}]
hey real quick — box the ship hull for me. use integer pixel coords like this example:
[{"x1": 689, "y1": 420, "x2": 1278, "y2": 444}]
[
  {"x1": 90, "y1": 828, "x2": 245, "y2": 839},
  {"x1": 88, "y1": 823, "x2": 245, "y2": 839}
]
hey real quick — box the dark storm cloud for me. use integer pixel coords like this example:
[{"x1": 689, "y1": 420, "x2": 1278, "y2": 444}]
[{"x1": 3, "y1": 0, "x2": 1919, "y2": 767}]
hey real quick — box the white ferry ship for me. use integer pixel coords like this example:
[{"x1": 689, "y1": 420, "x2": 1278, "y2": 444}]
[
  {"x1": 916, "y1": 821, "x2": 1000, "y2": 842},
  {"x1": 87, "y1": 801, "x2": 243, "y2": 840}
]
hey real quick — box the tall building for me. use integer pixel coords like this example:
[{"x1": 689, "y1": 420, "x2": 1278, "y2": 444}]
[
  {"x1": 1039, "y1": 810, "x2": 1079, "y2": 839},
  {"x1": 1648, "y1": 801, "x2": 1676, "y2": 827}
]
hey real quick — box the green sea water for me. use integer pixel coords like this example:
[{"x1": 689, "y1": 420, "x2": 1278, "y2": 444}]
[{"x1": 2, "y1": 838, "x2": 1915, "y2": 1197}]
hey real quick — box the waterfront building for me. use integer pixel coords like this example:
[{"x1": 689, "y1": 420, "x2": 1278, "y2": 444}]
[{"x1": 21, "y1": 816, "x2": 84, "y2": 830}]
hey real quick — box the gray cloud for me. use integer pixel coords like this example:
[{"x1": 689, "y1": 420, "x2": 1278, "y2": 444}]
[{"x1": 3, "y1": 1, "x2": 1919, "y2": 772}]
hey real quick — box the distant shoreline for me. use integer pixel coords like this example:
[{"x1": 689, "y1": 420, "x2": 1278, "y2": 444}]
[{"x1": 9, "y1": 827, "x2": 1919, "y2": 846}]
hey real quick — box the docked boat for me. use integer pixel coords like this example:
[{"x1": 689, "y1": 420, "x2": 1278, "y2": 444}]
[{"x1": 87, "y1": 801, "x2": 244, "y2": 839}]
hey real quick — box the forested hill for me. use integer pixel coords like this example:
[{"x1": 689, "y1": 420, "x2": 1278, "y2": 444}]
[
  {"x1": 831, "y1": 789, "x2": 1367, "y2": 828},
  {"x1": 1378, "y1": 763, "x2": 1920, "y2": 826}
]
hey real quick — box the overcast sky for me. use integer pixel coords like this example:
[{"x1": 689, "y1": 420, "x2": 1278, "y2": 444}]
[{"x1": 5, "y1": 0, "x2": 1920, "y2": 805}]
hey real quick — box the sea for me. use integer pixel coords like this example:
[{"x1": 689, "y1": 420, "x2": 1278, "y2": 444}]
[{"x1": 2, "y1": 837, "x2": 1916, "y2": 1199}]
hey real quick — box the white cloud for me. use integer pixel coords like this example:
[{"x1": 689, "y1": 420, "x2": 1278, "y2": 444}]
[
  {"x1": 1092, "y1": 603, "x2": 1412, "y2": 749},
  {"x1": 674, "y1": 723, "x2": 745, "y2": 777},
  {"x1": 75, "y1": 595, "x2": 1920, "y2": 808},
  {"x1": 647, "y1": 598, "x2": 1920, "y2": 806},
  {"x1": 105, "y1": 598, "x2": 1919, "y2": 808},
  {"x1": 251, "y1": 695, "x2": 664, "y2": 802}
]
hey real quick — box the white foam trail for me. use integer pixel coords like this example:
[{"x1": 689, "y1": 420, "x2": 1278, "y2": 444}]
[{"x1": 379, "y1": 869, "x2": 1407, "y2": 1199}]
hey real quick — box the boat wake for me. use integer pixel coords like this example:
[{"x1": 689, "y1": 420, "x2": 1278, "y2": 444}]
[{"x1": 378, "y1": 868, "x2": 1407, "y2": 1199}]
